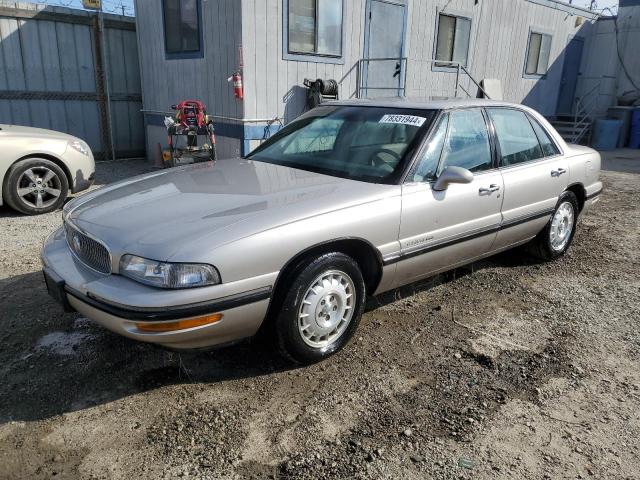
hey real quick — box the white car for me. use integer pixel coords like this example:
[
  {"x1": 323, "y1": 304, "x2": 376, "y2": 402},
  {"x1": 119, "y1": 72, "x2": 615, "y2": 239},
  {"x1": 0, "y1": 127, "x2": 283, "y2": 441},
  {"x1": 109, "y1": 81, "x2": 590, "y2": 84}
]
[{"x1": 0, "y1": 124, "x2": 95, "y2": 215}]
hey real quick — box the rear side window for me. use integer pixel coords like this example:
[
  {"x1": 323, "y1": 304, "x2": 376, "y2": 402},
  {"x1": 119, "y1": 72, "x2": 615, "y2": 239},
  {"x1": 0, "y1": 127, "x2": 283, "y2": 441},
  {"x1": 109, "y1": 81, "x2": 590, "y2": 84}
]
[
  {"x1": 529, "y1": 116, "x2": 560, "y2": 157},
  {"x1": 487, "y1": 108, "x2": 544, "y2": 167},
  {"x1": 438, "y1": 109, "x2": 492, "y2": 174}
]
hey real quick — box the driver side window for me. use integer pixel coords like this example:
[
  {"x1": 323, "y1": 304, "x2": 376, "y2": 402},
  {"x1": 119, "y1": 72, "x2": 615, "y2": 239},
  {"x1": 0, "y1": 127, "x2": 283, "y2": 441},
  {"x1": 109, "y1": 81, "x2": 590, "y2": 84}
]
[
  {"x1": 438, "y1": 108, "x2": 492, "y2": 175},
  {"x1": 412, "y1": 114, "x2": 448, "y2": 182}
]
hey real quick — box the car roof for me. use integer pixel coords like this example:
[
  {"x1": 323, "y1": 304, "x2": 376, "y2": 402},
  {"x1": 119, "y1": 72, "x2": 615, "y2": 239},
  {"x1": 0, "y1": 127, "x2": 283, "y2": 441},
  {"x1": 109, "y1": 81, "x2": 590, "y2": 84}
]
[{"x1": 323, "y1": 97, "x2": 526, "y2": 111}]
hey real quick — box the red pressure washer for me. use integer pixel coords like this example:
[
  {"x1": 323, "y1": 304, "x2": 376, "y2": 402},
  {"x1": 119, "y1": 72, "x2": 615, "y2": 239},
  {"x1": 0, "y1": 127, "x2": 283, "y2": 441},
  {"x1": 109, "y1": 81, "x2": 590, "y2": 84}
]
[{"x1": 165, "y1": 100, "x2": 217, "y2": 167}]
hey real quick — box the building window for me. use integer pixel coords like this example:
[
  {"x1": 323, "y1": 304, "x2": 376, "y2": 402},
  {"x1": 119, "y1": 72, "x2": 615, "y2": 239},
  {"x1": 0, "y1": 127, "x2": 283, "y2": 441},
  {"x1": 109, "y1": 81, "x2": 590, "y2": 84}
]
[
  {"x1": 434, "y1": 13, "x2": 471, "y2": 67},
  {"x1": 525, "y1": 32, "x2": 551, "y2": 76},
  {"x1": 288, "y1": 0, "x2": 343, "y2": 57},
  {"x1": 163, "y1": 0, "x2": 202, "y2": 57}
]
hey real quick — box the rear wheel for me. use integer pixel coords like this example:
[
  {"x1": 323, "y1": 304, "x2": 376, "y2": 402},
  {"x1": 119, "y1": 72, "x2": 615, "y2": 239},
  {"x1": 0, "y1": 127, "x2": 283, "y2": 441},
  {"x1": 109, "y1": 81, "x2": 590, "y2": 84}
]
[
  {"x1": 3, "y1": 158, "x2": 68, "y2": 215},
  {"x1": 275, "y1": 252, "x2": 365, "y2": 364},
  {"x1": 529, "y1": 191, "x2": 578, "y2": 260}
]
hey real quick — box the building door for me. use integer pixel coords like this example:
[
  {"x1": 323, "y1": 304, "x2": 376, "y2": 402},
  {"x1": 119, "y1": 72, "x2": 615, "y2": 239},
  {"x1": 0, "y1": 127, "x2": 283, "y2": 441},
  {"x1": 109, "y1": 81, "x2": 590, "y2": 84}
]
[
  {"x1": 362, "y1": 0, "x2": 406, "y2": 98},
  {"x1": 556, "y1": 36, "x2": 584, "y2": 115}
]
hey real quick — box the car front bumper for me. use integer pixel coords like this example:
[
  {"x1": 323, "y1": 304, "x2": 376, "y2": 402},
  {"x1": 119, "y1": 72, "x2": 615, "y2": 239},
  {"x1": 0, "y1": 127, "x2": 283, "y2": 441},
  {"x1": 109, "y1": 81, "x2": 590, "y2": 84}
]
[{"x1": 41, "y1": 227, "x2": 273, "y2": 349}]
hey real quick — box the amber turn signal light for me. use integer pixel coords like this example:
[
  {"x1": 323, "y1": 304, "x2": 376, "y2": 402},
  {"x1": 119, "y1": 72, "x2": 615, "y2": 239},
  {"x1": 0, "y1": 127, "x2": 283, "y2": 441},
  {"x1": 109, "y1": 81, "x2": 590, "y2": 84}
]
[{"x1": 135, "y1": 313, "x2": 223, "y2": 333}]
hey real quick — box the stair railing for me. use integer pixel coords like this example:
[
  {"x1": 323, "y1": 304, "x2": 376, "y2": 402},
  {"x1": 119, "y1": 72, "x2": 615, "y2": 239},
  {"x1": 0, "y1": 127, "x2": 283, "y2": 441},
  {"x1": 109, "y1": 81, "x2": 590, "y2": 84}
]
[
  {"x1": 572, "y1": 82, "x2": 600, "y2": 144},
  {"x1": 356, "y1": 58, "x2": 489, "y2": 99}
]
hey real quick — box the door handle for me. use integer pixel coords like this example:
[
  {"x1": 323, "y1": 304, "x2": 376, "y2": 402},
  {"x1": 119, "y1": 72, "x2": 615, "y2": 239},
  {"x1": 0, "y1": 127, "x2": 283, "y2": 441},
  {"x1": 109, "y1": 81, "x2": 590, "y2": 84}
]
[
  {"x1": 393, "y1": 62, "x2": 401, "y2": 78},
  {"x1": 479, "y1": 184, "x2": 500, "y2": 194},
  {"x1": 551, "y1": 168, "x2": 567, "y2": 177}
]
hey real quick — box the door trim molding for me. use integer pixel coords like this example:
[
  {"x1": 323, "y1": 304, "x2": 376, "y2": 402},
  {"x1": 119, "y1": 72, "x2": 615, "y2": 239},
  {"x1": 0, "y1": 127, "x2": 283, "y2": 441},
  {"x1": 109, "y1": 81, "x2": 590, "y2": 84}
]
[{"x1": 383, "y1": 207, "x2": 554, "y2": 265}]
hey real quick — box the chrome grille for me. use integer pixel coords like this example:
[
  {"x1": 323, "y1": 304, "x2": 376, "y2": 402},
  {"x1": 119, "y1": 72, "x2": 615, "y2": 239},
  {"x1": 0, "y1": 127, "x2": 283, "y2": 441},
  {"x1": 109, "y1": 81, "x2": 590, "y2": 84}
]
[{"x1": 64, "y1": 222, "x2": 111, "y2": 274}]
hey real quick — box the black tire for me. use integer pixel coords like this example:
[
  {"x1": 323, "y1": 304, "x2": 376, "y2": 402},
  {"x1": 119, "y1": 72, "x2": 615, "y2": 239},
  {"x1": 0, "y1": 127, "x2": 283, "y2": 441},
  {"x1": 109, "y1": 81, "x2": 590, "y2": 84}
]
[
  {"x1": 3, "y1": 158, "x2": 69, "y2": 215},
  {"x1": 528, "y1": 191, "x2": 579, "y2": 261},
  {"x1": 275, "y1": 252, "x2": 366, "y2": 365}
]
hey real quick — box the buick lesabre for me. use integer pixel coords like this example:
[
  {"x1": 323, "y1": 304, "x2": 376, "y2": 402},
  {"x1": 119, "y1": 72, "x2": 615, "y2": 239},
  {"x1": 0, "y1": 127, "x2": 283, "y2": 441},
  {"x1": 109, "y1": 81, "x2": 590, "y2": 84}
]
[{"x1": 41, "y1": 99, "x2": 602, "y2": 364}]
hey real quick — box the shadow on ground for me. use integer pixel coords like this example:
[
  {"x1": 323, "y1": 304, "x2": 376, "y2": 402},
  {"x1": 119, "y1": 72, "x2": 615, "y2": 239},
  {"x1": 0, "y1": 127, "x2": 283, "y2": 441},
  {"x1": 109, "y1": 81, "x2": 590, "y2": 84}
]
[{"x1": 0, "y1": 248, "x2": 541, "y2": 424}]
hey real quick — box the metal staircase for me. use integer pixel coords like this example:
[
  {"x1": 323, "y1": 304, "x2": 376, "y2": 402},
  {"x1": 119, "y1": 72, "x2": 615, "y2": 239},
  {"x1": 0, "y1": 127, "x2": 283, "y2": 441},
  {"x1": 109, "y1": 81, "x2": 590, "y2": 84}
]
[{"x1": 551, "y1": 83, "x2": 600, "y2": 145}]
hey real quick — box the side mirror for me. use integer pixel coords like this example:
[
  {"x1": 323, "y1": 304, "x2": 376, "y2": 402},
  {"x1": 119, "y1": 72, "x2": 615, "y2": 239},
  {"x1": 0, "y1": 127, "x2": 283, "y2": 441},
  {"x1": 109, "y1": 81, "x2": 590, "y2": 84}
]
[
  {"x1": 433, "y1": 166, "x2": 473, "y2": 191},
  {"x1": 170, "y1": 104, "x2": 177, "y2": 110}
]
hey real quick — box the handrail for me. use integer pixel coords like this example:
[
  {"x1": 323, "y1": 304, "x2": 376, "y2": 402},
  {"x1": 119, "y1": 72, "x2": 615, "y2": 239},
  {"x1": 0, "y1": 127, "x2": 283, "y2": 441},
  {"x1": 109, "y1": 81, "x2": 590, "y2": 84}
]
[
  {"x1": 460, "y1": 65, "x2": 491, "y2": 99},
  {"x1": 356, "y1": 57, "x2": 408, "y2": 97},
  {"x1": 356, "y1": 58, "x2": 489, "y2": 100},
  {"x1": 572, "y1": 82, "x2": 601, "y2": 143}
]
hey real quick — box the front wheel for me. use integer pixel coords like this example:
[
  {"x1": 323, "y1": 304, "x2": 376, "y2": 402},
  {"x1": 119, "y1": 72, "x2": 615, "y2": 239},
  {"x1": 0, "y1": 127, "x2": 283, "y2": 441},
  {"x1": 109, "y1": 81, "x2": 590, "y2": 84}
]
[
  {"x1": 529, "y1": 191, "x2": 579, "y2": 260},
  {"x1": 275, "y1": 252, "x2": 365, "y2": 364},
  {"x1": 3, "y1": 158, "x2": 69, "y2": 215}
]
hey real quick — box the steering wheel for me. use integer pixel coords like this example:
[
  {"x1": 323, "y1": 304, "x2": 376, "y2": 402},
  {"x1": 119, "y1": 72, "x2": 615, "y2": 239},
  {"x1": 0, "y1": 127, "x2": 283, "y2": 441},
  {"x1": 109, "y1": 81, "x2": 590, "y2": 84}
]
[{"x1": 370, "y1": 148, "x2": 401, "y2": 172}]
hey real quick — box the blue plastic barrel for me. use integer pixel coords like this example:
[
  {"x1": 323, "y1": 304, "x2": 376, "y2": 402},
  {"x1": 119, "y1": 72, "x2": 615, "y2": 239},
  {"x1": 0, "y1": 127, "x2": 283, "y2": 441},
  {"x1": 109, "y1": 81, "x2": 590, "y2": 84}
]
[
  {"x1": 630, "y1": 109, "x2": 640, "y2": 149},
  {"x1": 592, "y1": 119, "x2": 623, "y2": 151}
]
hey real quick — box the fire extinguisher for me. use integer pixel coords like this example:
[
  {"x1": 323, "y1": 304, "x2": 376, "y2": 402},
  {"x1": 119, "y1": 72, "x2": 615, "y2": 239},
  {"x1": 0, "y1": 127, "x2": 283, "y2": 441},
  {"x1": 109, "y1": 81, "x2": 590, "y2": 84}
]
[{"x1": 228, "y1": 71, "x2": 244, "y2": 100}]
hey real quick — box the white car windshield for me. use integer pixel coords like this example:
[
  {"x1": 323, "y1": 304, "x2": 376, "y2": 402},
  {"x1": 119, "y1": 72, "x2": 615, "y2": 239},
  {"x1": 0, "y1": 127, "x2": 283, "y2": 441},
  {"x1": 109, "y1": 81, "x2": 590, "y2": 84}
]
[{"x1": 247, "y1": 106, "x2": 436, "y2": 184}]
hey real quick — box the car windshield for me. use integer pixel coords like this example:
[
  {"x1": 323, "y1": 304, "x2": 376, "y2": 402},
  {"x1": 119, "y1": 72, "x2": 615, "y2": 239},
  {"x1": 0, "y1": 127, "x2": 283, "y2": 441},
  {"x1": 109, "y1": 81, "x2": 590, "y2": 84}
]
[{"x1": 247, "y1": 106, "x2": 436, "y2": 183}]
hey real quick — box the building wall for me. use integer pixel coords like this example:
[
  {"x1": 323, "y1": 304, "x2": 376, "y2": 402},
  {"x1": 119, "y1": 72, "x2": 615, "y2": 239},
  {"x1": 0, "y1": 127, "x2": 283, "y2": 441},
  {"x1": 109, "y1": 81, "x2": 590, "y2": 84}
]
[
  {"x1": 0, "y1": 1, "x2": 143, "y2": 158},
  {"x1": 240, "y1": 0, "x2": 599, "y2": 128},
  {"x1": 136, "y1": 0, "x2": 607, "y2": 158},
  {"x1": 404, "y1": 0, "x2": 598, "y2": 115},
  {"x1": 134, "y1": 0, "x2": 243, "y2": 162},
  {"x1": 576, "y1": 5, "x2": 640, "y2": 118},
  {"x1": 576, "y1": 17, "x2": 618, "y2": 117},
  {"x1": 614, "y1": 5, "x2": 640, "y2": 98}
]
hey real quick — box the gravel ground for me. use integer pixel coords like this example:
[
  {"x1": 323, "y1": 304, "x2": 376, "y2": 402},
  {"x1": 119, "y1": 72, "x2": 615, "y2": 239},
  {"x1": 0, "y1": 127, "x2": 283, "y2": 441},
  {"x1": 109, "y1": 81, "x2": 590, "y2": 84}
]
[{"x1": 0, "y1": 154, "x2": 639, "y2": 479}]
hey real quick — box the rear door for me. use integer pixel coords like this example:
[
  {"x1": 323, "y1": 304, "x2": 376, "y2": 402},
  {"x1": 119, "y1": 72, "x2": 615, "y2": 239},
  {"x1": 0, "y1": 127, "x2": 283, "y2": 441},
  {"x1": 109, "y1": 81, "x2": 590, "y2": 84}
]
[
  {"x1": 486, "y1": 108, "x2": 569, "y2": 250},
  {"x1": 394, "y1": 108, "x2": 503, "y2": 285}
]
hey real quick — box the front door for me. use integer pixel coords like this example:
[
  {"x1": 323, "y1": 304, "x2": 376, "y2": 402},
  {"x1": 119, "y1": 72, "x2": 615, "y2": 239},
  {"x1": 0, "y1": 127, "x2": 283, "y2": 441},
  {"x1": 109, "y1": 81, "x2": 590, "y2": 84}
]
[
  {"x1": 362, "y1": 0, "x2": 406, "y2": 98},
  {"x1": 394, "y1": 108, "x2": 503, "y2": 285},
  {"x1": 557, "y1": 36, "x2": 584, "y2": 115}
]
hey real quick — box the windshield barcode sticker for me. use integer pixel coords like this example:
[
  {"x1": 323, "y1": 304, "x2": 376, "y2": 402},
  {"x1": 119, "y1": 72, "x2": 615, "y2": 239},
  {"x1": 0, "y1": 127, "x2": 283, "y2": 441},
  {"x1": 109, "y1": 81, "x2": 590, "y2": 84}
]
[{"x1": 379, "y1": 114, "x2": 427, "y2": 127}]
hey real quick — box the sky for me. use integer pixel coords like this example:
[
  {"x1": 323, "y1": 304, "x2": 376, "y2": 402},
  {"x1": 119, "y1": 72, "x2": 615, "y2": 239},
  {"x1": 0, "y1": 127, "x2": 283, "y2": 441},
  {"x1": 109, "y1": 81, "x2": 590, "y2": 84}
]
[
  {"x1": 568, "y1": 0, "x2": 619, "y2": 14},
  {"x1": 33, "y1": 0, "x2": 620, "y2": 18},
  {"x1": 42, "y1": 0, "x2": 135, "y2": 16}
]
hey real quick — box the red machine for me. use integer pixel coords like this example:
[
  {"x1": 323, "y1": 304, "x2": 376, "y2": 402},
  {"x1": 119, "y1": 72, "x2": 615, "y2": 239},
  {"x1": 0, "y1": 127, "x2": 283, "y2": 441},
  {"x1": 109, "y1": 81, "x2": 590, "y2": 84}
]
[{"x1": 166, "y1": 100, "x2": 217, "y2": 166}]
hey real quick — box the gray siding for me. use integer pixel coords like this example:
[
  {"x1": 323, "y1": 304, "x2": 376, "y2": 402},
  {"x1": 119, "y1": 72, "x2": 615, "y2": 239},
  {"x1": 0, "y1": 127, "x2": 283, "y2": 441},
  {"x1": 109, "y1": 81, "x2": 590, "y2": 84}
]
[
  {"x1": 134, "y1": 0, "x2": 243, "y2": 160},
  {"x1": 241, "y1": 0, "x2": 599, "y2": 120},
  {"x1": 0, "y1": 2, "x2": 143, "y2": 157},
  {"x1": 241, "y1": 0, "x2": 365, "y2": 123}
]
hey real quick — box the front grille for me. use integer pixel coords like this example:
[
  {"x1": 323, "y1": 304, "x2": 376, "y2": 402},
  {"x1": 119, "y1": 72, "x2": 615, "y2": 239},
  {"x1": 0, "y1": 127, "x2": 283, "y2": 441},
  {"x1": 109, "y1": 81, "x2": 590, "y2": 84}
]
[{"x1": 64, "y1": 222, "x2": 111, "y2": 274}]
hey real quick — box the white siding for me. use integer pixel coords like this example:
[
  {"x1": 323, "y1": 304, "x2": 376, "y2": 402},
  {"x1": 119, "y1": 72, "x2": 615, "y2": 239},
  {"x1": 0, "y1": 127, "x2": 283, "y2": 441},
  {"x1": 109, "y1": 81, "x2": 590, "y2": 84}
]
[{"x1": 240, "y1": 0, "x2": 599, "y2": 120}]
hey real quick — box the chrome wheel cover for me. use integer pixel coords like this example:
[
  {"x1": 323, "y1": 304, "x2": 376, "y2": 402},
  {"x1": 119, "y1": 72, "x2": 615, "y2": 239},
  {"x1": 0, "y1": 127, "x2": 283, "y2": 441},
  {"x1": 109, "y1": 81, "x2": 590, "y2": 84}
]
[
  {"x1": 297, "y1": 270, "x2": 356, "y2": 349},
  {"x1": 549, "y1": 201, "x2": 575, "y2": 252},
  {"x1": 16, "y1": 167, "x2": 62, "y2": 209}
]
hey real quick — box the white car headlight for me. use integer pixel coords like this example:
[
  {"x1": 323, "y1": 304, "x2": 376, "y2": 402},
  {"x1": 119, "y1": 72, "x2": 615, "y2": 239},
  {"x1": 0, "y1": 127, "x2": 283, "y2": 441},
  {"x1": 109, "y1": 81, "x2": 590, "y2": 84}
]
[
  {"x1": 68, "y1": 139, "x2": 90, "y2": 156},
  {"x1": 120, "y1": 255, "x2": 221, "y2": 289}
]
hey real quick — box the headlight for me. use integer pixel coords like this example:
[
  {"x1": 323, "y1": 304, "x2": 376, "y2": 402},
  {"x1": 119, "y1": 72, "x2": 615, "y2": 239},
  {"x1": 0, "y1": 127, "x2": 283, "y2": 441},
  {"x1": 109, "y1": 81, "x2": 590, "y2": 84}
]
[
  {"x1": 119, "y1": 255, "x2": 221, "y2": 289},
  {"x1": 68, "y1": 139, "x2": 90, "y2": 156}
]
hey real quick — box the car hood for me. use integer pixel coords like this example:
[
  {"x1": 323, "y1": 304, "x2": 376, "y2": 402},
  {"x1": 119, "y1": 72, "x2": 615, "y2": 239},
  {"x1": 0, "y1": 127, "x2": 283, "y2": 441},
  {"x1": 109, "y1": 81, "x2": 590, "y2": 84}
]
[
  {"x1": 66, "y1": 158, "x2": 398, "y2": 262},
  {"x1": 0, "y1": 124, "x2": 78, "y2": 141}
]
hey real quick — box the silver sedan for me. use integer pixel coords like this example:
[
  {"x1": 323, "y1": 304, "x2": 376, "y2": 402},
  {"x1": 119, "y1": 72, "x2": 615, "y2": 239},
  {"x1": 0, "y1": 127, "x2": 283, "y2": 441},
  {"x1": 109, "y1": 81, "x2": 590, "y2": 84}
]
[
  {"x1": 41, "y1": 99, "x2": 602, "y2": 364},
  {"x1": 1, "y1": 124, "x2": 95, "y2": 214}
]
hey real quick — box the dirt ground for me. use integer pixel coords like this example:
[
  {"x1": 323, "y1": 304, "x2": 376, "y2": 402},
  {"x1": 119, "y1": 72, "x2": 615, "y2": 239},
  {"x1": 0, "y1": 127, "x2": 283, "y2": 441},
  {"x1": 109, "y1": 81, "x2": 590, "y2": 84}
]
[{"x1": 0, "y1": 152, "x2": 639, "y2": 479}]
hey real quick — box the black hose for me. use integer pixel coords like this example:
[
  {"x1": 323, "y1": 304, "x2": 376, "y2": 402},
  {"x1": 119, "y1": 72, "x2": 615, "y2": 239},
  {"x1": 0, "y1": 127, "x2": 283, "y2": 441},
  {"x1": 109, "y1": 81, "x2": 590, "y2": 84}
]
[{"x1": 320, "y1": 79, "x2": 339, "y2": 96}]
